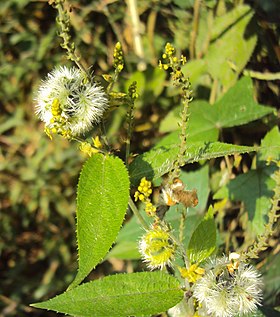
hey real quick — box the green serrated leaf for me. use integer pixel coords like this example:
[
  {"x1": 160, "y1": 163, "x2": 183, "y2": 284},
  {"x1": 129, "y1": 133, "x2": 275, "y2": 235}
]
[
  {"x1": 214, "y1": 166, "x2": 275, "y2": 236},
  {"x1": 258, "y1": 126, "x2": 280, "y2": 162},
  {"x1": 187, "y1": 206, "x2": 216, "y2": 263},
  {"x1": 213, "y1": 77, "x2": 274, "y2": 128},
  {"x1": 205, "y1": 7, "x2": 257, "y2": 89},
  {"x1": 160, "y1": 77, "x2": 274, "y2": 135},
  {"x1": 211, "y1": 5, "x2": 253, "y2": 40},
  {"x1": 129, "y1": 141, "x2": 256, "y2": 186},
  {"x1": 32, "y1": 272, "x2": 184, "y2": 317},
  {"x1": 70, "y1": 154, "x2": 130, "y2": 289}
]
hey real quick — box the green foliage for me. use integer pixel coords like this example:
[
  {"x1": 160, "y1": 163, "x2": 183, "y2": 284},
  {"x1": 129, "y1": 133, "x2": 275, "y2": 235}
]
[
  {"x1": 129, "y1": 141, "x2": 256, "y2": 186},
  {"x1": 214, "y1": 128, "x2": 280, "y2": 237},
  {"x1": 215, "y1": 166, "x2": 275, "y2": 235},
  {"x1": 205, "y1": 6, "x2": 257, "y2": 89},
  {"x1": 108, "y1": 165, "x2": 210, "y2": 261},
  {"x1": 1, "y1": 0, "x2": 280, "y2": 316},
  {"x1": 32, "y1": 272, "x2": 183, "y2": 317},
  {"x1": 160, "y1": 77, "x2": 274, "y2": 136},
  {"x1": 258, "y1": 126, "x2": 280, "y2": 162},
  {"x1": 187, "y1": 206, "x2": 216, "y2": 264},
  {"x1": 71, "y1": 154, "x2": 130, "y2": 289}
]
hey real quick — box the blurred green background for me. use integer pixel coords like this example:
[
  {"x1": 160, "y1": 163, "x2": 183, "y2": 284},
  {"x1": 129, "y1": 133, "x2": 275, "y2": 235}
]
[{"x1": 1, "y1": 0, "x2": 279, "y2": 316}]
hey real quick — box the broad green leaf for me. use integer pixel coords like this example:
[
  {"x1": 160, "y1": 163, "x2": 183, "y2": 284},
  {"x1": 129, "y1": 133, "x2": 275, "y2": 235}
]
[
  {"x1": 146, "y1": 67, "x2": 166, "y2": 98},
  {"x1": 160, "y1": 100, "x2": 218, "y2": 140},
  {"x1": 258, "y1": 126, "x2": 280, "y2": 162},
  {"x1": 195, "y1": 5, "x2": 209, "y2": 58},
  {"x1": 205, "y1": 7, "x2": 257, "y2": 89},
  {"x1": 129, "y1": 141, "x2": 256, "y2": 186},
  {"x1": 213, "y1": 77, "x2": 274, "y2": 128},
  {"x1": 179, "y1": 165, "x2": 210, "y2": 214},
  {"x1": 182, "y1": 59, "x2": 207, "y2": 87},
  {"x1": 211, "y1": 5, "x2": 253, "y2": 40},
  {"x1": 32, "y1": 272, "x2": 184, "y2": 317},
  {"x1": 214, "y1": 166, "x2": 275, "y2": 236},
  {"x1": 70, "y1": 154, "x2": 129, "y2": 289},
  {"x1": 187, "y1": 206, "x2": 216, "y2": 263},
  {"x1": 160, "y1": 77, "x2": 274, "y2": 135},
  {"x1": 107, "y1": 212, "x2": 150, "y2": 260},
  {"x1": 106, "y1": 240, "x2": 141, "y2": 260}
]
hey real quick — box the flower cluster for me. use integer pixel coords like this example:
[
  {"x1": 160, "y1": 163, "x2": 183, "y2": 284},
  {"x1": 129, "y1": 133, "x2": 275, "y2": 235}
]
[
  {"x1": 159, "y1": 43, "x2": 192, "y2": 180},
  {"x1": 79, "y1": 136, "x2": 102, "y2": 157},
  {"x1": 159, "y1": 42, "x2": 187, "y2": 83},
  {"x1": 179, "y1": 264, "x2": 205, "y2": 284},
  {"x1": 139, "y1": 226, "x2": 176, "y2": 270},
  {"x1": 35, "y1": 66, "x2": 108, "y2": 138},
  {"x1": 134, "y1": 177, "x2": 156, "y2": 216},
  {"x1": 113, "y1": 42, "x2": 124, "y2": 72},
  {"x1": 193, "y1": 255, "x2": 263, "y2": 317}
]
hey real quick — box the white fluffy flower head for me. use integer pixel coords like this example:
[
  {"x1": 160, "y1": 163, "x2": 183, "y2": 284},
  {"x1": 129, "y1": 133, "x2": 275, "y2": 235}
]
[
  {"x1": 193, "y1": 255, "x2": 263, "y2": 317},
  {"x1": 35, "y1": 66, "x2": 108, "y2": 138}
]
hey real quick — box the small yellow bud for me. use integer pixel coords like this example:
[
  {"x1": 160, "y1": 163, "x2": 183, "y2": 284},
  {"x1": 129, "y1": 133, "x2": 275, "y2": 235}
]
[
  {"x1": 117, "y1": 64, "x2": 124, "y2": 71},
  {"x1": 102, "y1": 74, "x2": 113, "y2": 82},
  {"x1": 179, "y1": 264, "x2": 205, "y2": 283},
  {"x1": 92, "y1": 136, "x2": 102, "y2": 149},
  {"x1": 180, "y1": 55, "x2": 187, "y2": 65},
  {"x1": 44, "y1": 127, "x2": 53, "y2": 139}
]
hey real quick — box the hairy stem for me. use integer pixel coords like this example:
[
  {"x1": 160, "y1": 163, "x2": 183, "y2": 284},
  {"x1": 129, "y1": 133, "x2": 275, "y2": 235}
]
[{"x1": 129, "y1": 197, "x2": 150, "y2": 230}]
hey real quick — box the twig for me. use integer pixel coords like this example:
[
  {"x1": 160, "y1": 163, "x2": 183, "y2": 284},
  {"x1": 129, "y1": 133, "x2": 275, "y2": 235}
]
[{"x1": 126, "y1": 0, "x2": 146, "y2": 70}]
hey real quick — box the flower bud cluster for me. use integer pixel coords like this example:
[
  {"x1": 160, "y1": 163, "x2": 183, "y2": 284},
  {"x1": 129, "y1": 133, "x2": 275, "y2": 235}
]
[
  {"x1": 179, "y1": 264, "x2": 205, "y2": 284},
  {"x1": 79, "y1": 136, "x2": 102, "y2": 157},
  {"x1": 134, "y1": 177, "x2": 156, "y2": 216},
  {"x1": 113, "y1": 42, "x2": 124, "y2": 72},
  {"x1": 128, "y1": 81, "x2": 138, "y2": 100}
]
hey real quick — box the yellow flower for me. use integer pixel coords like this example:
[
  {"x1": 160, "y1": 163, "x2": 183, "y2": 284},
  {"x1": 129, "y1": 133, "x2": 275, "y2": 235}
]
[{"x1": 179, "y1": 264, "x2": 205, "y2": 283}]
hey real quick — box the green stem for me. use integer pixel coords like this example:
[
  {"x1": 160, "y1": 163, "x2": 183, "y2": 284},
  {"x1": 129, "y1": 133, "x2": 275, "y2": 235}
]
[
  {"x1": 179, "y1": 207, "x2": 187, "y2": 243},
  {"x1": 128, "y1": 197, "x2": 150, "y2": 230},
  {"x1": 125, "y1": 105, "x2": 134, "y2": 166},
  {"x1": 169, "y1": 231, "x2": 190, "y2": 269},
  {"x1": 107, "y1": 69, "x2": 120, "y2": 94},
  {"x1": 209, "y1": 78, "x2": 218, "y2": 104},
  {"x1": 55, "y1": 0, "x2": 88, "y2": 77}
]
